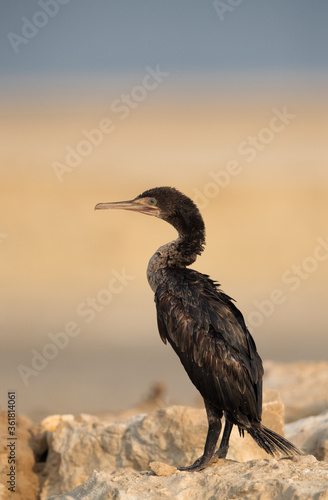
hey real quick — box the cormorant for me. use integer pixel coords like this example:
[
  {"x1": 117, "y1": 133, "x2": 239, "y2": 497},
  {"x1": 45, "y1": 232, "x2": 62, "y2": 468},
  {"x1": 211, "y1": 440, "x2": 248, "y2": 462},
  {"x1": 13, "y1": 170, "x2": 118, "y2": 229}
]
[{"x1": 95, "y1": 186, "x2": 300, "y2": 471}]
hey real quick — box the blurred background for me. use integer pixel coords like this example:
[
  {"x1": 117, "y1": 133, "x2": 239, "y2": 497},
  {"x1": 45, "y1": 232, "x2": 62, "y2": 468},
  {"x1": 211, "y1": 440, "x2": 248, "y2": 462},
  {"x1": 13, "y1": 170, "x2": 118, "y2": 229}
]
[{"x1": 0, "y1": 1, "x2": 327, "y2": 421}]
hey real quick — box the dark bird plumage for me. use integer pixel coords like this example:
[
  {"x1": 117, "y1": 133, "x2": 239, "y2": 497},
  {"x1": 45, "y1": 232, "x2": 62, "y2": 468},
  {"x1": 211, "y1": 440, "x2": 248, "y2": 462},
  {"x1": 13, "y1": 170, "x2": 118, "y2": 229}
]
[{"x1": 95, "y1": 186, "x2": 301, "y2": 471}]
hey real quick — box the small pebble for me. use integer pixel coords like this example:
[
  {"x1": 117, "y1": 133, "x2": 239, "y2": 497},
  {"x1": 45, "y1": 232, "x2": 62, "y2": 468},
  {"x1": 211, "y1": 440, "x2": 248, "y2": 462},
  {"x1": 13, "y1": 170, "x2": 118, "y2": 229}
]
[{"x1": 149, "y1": 461, "x2": 177, "y2": 476}]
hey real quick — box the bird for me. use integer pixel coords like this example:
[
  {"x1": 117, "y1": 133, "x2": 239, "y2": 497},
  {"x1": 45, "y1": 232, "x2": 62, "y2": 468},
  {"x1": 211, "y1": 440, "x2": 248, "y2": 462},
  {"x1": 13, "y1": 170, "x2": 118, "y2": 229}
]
[{"x1": 95, "y1": 186, "x2": 301, "y2": 471}]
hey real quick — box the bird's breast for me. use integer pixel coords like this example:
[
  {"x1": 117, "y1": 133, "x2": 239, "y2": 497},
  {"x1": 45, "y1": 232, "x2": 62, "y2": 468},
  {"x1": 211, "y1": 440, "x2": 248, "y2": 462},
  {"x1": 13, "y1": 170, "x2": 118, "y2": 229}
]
[
  {"x1": 147, "y1": 251, "x2": 165, "y2": 292},
  {"x1": 147, "y1": 243, "x2": 175, "y2": 292}
]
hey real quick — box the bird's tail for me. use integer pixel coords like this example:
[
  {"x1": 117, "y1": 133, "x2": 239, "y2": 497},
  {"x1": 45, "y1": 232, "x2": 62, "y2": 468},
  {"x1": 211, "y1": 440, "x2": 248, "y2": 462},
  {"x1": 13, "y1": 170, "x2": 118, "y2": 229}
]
[{"x1": 247, "y1": 423, "x2": 301, "y2": 457}]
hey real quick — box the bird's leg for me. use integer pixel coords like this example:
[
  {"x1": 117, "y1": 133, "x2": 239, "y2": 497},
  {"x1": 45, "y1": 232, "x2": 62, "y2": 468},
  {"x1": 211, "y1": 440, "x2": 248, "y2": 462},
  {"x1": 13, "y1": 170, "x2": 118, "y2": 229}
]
[
  {"x1": 213, "y1": 418, "x2": 233, "y2": 460},
  {"x1": 178, "y1": 402, "x2": 222, "y2": 472}
]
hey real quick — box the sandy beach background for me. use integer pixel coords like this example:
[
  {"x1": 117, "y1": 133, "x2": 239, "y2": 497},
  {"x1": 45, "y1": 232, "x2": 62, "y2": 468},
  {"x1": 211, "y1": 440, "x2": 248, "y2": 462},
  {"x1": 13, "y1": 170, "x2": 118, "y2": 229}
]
[{"x1": 1, "y1": 80, "x2": 327, "y2": 420}]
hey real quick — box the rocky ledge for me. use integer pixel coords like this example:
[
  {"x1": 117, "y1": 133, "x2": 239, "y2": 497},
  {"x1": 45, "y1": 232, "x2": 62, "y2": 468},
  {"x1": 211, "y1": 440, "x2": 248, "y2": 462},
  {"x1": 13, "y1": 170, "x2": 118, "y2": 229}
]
[
  {"x1": 0, "y1": 361, "x2": 327, "y2": 499},
  {"x1": 48, "y1": 455, "x2": 328, "y2": 500}
]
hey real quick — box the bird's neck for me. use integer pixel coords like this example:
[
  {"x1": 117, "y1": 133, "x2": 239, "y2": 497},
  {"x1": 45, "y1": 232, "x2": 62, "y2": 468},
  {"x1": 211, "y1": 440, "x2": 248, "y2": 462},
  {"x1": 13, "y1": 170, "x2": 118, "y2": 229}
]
[
  {"x1": 165, "y1": 207, "x2": 206, "y2": 267},
  {"x1": 173, "y1": 229, "x2": 205, "y2": 266},
  {"x1": 147, "y1": 227, "x2": 205, "y2": 292}
]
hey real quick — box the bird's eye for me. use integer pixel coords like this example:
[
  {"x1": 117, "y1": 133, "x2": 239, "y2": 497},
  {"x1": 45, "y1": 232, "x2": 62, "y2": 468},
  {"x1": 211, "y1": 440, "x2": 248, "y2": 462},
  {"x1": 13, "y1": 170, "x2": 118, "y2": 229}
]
[{"x1": 148, "y1": 198, "x2": 156, "y2": 205}]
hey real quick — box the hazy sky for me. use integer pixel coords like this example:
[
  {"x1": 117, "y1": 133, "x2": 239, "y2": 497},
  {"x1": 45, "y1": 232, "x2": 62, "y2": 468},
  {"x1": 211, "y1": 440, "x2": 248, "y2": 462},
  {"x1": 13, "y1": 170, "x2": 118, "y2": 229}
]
[
  {"x1": 1, "y1": 2, "x2": 328, "y2": 419},
  {"x1": 1, "y1": 1, "x2": 327, "y2": 79}
]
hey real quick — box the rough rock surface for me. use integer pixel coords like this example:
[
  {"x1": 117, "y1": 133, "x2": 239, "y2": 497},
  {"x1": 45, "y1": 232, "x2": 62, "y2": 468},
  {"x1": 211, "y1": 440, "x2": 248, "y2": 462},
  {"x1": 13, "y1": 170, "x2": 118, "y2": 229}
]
[
  {"x1": 286, "y1": 411, "x2": 328, "y2": 461},
  {"x1": 1, "y1": 361, "x2": 328, "y2": 500},
  {"x1": 0, "y1": 409, "x2": 39, "y2": 500},
  {"x1": 38, "y1": 391, "x2": 288, "y2": 498},
  {"x1": 48, "y1": 455, "x2": 328, "y2": 500},
  {"x1": 264, "y1": 360, "x2": 328, "y2": 422}
]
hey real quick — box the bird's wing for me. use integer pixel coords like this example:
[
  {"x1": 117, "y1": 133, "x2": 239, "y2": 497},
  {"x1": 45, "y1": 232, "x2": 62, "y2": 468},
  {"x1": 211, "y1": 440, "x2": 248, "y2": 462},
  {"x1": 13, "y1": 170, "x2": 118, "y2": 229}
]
[{"x1": 155, "y1": 269, "x2": 263, "y2": 424}]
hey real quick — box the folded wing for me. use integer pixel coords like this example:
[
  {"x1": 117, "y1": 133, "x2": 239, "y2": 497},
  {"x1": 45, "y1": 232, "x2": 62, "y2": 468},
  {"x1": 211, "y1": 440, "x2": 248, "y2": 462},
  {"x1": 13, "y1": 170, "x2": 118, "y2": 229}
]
[{"x1": 155, "y1": 268, "x2": 263, "y2": 427}]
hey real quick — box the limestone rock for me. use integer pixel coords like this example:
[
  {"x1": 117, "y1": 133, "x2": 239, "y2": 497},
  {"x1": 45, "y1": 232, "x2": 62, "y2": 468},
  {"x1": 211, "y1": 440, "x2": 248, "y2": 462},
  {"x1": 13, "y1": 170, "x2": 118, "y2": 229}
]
[
  {"x1": 286, "y1": 411, "x2": 328, "y2": 460},
  {"x1": 0, "y1": 409, "x2": 39, "y2": 500},
  {"x1": 47, "y1": 455, "x2": 328, "y2": 500},
  {"x1": 1, "y1": 361, "x2": 327, "y2": 500},
  {"x1": 38, "y1": 391, "x2": 291, "y2": 499},
  {"x1": 264, "y1": 360, "x2": 328, "y2": 422},
  {"x1": 149, "y1": 461, "x2": 177, "y2": 476}
]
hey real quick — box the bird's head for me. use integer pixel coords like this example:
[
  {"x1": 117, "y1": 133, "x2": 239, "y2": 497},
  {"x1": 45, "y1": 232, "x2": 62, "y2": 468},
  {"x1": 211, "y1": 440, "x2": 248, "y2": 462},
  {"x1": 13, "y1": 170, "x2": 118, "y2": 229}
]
[{"x1": 95, "y1": 186, "x2": 205, "y2": 236}]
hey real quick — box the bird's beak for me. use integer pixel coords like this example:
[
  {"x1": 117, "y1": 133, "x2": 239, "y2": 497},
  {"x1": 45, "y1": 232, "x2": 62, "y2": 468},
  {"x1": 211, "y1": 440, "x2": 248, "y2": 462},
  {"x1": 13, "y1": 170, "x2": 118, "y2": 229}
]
[{"x1": 94, "y1": 198, "x2": 160, "y2": 216}]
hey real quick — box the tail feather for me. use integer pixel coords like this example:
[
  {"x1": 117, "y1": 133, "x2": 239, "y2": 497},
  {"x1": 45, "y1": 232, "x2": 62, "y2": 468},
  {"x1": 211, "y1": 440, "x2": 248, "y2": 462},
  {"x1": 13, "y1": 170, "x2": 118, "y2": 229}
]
[{"x1": 247, "y1": 424, "x2": 302, "y2": 457}]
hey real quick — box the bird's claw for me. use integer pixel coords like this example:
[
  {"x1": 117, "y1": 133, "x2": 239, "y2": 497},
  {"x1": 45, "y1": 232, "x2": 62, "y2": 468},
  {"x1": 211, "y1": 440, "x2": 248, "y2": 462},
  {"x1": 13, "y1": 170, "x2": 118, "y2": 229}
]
[{"x1": 178, "y1": 455, "x2": 211, "y2": 472}]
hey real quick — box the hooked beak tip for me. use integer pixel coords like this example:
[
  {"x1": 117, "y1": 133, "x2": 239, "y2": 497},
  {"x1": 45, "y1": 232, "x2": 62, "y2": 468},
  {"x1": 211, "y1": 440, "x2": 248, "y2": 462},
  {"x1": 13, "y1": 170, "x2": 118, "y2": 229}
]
[{"x1": 94, "y1": 203, "x2": 107, "y2": 210}]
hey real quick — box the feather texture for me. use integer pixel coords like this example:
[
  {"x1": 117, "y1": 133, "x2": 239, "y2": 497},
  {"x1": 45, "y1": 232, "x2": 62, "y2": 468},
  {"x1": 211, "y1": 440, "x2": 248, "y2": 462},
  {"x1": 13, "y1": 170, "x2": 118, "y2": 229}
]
[{"x1": 155, "y1": 267, "x2": 263, "y2": 429}]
